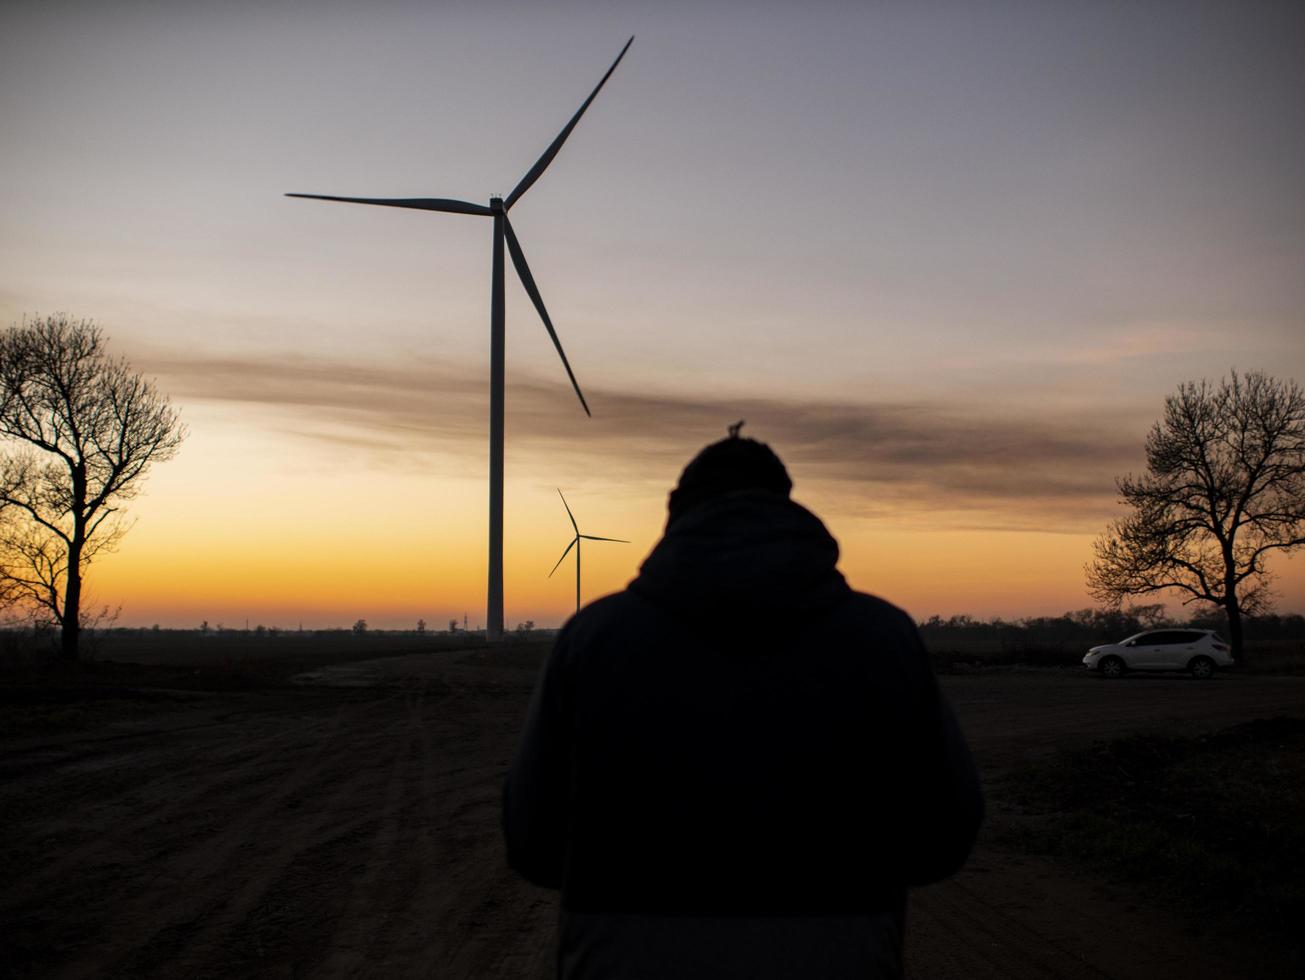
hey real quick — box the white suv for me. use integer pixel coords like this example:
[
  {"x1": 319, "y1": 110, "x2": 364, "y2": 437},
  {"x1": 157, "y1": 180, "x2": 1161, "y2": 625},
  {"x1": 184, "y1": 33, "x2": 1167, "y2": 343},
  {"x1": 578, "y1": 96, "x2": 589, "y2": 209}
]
[{"x1": 1083, "y1": 629, "x2": 1234, "y2": 679}]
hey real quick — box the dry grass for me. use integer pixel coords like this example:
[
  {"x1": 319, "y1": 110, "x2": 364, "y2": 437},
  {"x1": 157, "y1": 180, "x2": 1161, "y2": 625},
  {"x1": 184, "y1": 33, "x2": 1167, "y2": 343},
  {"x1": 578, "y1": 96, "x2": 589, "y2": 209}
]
[{"x1": 998, "y1": 716, "x2": 1305, "y2": 953}]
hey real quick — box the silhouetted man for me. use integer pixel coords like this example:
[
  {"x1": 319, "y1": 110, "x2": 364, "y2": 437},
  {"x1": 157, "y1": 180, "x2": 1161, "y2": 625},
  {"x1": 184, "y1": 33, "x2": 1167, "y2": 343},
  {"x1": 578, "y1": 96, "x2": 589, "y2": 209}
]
[{"x1": 504, "y1": 429, "x2": 983, "y2": 979}]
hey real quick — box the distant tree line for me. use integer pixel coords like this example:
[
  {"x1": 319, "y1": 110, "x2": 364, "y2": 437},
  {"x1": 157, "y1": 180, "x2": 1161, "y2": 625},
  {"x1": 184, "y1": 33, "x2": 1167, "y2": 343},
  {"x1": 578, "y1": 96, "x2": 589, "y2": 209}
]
[{"x1": 917, "y1": 606, "x2": 1305, "y2": 660}]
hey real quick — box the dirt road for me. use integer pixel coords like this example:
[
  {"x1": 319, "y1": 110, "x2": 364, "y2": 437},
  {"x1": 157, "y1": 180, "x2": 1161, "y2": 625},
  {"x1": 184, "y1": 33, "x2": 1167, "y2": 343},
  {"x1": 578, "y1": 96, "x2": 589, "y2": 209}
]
[{"x1": 2, "y1": 653, "x2": 1302, "y2": 978}]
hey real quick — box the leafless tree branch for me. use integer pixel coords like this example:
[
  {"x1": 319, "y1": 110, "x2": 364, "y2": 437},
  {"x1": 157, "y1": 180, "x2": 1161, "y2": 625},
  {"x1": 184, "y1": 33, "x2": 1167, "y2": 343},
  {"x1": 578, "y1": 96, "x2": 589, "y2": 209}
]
[
  {"x1": 0, "y1": 314, "x2": 186, "y2": 659},
  {"x1": 1086, "y1": 370, "x2": 1305, "y2": 660}
]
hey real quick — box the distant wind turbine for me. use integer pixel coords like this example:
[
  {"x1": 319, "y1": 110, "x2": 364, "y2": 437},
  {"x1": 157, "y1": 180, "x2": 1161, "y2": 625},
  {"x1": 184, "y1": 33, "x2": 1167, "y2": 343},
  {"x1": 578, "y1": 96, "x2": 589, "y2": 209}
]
[
  {"x1": 549, "y1": 489, "x2": 628, "y2": 615},
  {"x1": 287, "y1": 37, "x2": 634, "y2": 641}
]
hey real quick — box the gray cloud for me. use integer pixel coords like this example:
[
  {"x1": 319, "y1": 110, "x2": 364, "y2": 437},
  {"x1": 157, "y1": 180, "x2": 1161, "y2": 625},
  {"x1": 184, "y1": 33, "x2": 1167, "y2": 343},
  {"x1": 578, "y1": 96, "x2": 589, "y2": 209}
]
[{"x1": 143, "y1": 351, "x2": 1146, "y2": 531}]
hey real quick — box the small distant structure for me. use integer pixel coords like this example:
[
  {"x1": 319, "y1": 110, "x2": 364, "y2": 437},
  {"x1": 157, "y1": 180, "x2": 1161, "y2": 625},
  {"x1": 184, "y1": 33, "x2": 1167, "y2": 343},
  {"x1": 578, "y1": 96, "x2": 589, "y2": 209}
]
[{"x1": 550, "y1": 489, "x2": 629, "y2": 615}]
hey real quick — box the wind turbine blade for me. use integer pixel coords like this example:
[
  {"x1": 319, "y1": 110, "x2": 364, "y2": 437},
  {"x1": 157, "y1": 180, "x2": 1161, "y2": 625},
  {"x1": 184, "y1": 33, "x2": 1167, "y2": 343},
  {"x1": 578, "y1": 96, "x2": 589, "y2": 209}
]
[
  {"x1": 549, "y1": 536, "x2": 578, "y2": 577},
  {"x1": 285, "y1": 194, "x2": 493, "y2": 216},
  {"x1": 504, "y1": 217, "x2": 591, "y2": 416},
  {"x1": 558, "y1": 489, "x2": 579, "y2": 534},
  {"x1": 581, "y1": 535, "x2": 630, "y2": 543},
  {"x1": 504, "y1": 36, "x2": 634, "y2": 210}
]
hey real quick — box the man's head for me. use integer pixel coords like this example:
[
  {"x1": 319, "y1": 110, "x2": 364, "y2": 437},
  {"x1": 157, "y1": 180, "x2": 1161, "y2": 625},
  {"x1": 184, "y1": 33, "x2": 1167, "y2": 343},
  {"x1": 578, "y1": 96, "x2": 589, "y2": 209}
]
[{"x1": 667, "y1": 422, "x2": 792, "y2": 524}]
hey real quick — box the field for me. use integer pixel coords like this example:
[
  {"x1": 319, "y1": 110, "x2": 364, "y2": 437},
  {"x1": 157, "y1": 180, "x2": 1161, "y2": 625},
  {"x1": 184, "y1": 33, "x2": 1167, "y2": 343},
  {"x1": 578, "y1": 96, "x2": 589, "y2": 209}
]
[{"x1": 3, "y1": 641, "x2": 1305, "y2": 978}]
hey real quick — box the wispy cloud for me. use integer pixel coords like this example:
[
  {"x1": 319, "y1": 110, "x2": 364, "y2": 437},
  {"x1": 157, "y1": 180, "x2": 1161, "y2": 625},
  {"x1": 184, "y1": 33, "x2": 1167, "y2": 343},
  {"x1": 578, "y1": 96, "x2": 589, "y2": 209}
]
[{"x1": 143, "y1": 351, "x2": 1147, "y2": 531}]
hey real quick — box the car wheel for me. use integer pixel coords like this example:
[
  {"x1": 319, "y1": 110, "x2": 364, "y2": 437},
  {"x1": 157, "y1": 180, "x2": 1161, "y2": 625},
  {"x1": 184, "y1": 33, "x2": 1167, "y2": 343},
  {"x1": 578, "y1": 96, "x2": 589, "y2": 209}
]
[
  {"x1": 1099, "y1": 656, "x2": 1125, "y2": 679},
  {"x1": 1189, "y1": 656, "x2": 1215, "y2": 680}
]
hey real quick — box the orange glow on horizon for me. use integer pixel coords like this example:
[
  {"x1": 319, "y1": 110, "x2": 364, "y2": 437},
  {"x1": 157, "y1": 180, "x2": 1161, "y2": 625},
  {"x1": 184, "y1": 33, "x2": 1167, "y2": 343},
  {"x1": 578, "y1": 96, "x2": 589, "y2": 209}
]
[
  {"x1": 95, "y1": 502, "x2": 1304, "y2": 631},
  {"x1": 75, "y1": 407, "x2": 1305, "y2": 630}
]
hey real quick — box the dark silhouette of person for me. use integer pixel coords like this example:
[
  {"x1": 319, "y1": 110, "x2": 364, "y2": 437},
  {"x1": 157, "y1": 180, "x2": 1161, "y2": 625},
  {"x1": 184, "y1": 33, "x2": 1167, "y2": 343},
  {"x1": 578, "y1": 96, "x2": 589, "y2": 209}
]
[{"x1": 504, "y1": 427, "x2": 983, "y2": 979}]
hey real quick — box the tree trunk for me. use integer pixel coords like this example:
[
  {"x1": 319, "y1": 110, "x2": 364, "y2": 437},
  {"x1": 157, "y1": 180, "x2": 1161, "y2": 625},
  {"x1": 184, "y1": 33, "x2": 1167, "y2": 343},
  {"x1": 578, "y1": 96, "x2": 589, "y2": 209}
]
[
  {"x1": 61, "y1": 556, "x2": 82, "y2": 661},
  {"x1": 1224, "y1": 593, "x2": 1244, "y2": 663},
  {"x1": 1220, "y1": 538, "x2": 1245, "y2": 663},
  {"x1": 63, "y1": 469, "x2": 86, "y2": 662}
]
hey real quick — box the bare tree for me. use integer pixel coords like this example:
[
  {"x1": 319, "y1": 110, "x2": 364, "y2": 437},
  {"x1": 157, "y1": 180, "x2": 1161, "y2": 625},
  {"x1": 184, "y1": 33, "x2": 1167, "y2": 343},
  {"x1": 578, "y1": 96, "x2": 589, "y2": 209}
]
[
  {"x1": 0, "y1": 315, "x2": 185, "y2": 660},
  {"x1": 1087, "y1": 370, "x2": 1305, "y2": 660}
]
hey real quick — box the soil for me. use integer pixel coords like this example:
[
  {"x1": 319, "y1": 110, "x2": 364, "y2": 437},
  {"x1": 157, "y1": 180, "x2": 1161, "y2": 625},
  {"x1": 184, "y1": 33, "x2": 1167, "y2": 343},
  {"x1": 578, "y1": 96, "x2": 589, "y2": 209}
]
[{"x1": 3, "y1": 652, "x2": 1303, "y2": 979}]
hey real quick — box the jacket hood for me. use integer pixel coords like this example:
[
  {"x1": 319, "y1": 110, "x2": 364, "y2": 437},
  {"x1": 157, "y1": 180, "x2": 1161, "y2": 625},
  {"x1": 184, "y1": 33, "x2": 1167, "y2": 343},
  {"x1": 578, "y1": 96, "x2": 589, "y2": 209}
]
[{"x1": 628, "y1": 490, "x2": 851, "y2": 620}]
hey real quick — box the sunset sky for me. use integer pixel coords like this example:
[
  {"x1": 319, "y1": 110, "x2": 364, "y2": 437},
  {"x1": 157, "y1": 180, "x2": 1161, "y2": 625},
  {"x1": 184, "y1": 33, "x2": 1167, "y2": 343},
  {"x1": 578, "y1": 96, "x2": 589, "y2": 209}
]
[{"x1": 2, "y1": 1, "x2": 1302, "y2": 628}]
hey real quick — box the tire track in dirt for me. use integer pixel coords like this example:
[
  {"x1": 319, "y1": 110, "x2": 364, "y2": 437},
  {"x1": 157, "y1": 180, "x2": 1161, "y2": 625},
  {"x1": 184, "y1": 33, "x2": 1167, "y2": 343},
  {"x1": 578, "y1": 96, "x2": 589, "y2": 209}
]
[
  {"x1": 0, "y1": 690, "x2": 361, "y2": 784},
  {"x1": 906, "y1": 844, "x2": 1264, "y2": 980},
  {"x1": 248, "y1": 684, "x2": 520, "y2": 979},
  {"x1": 153, "y1": 708, "x2": 418, "y2": 978},
  {"x1": 46, "y1": 698, "x2": 406, "y2": 979},
  {"x1": 9, "y1": 662, "x2": 1301, "y2": 979},
  {"x1": 308, "y1": 692, "x2": 426, "y2": 977},
  {"x1": 168, "y1": 684, "x2": 502, "y2": 979},
  {"x1": 336, "y1": 686, "x2": 474, "y2": 978},
  {"x1": 393, "y1": 687, "x2": 505, "y2": 976},
  {"x1": 0, "y1": 666, "x2": 516, "y2": 979},
  {"x1": 334, "y1": 690, "x2": 456, "y2": 976},
  {"x1": 317, "y1": 683, "x2": 550, "y2": 980},
  {"x1": 400, "y1": 690, "x2": 556, "y2": 980},
  {"x1": 907, "y1": 869, "x2": 1115, "y2": 979},
  {"x1": 0, "y1": 698, "x2": 364, "y2": 913}
]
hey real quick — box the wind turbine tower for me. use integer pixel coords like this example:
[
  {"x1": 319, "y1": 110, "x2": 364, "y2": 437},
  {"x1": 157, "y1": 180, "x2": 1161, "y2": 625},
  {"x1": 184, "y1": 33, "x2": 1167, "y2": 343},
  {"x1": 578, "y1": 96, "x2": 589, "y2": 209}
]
[
  {"x1": 287, "y1": 37, "x2": 634, "y2": 640},
  {"x1": 550, "y1": 489, "x2": 628, "y2": 615}
]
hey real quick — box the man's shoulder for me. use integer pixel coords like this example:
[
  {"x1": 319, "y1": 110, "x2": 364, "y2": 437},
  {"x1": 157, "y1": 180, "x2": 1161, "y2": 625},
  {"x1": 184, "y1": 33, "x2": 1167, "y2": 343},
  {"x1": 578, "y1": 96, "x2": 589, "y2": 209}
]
[
  {"x1": 544, "y1": 590, "x2": 666, "y2": 672},
  {"x1": 565, "y1": 587, "x2": 916, "y2": 627},
  {"x1": 836, "y1": 590, "x2": 919, "y2": 636},
  {"x1": 562, "y1": 587, "x2": 918, "y2": 646},
  {"x1": 569, "y1": 589, "x2": 662, "y2": 633}
]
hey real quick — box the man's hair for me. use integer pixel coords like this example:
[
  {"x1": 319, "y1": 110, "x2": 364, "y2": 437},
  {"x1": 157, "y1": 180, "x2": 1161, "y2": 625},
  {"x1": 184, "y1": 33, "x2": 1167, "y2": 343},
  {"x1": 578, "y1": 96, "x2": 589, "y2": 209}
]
[{"x1": 667, "y1": 427, "x2": 792, "y2": 523}]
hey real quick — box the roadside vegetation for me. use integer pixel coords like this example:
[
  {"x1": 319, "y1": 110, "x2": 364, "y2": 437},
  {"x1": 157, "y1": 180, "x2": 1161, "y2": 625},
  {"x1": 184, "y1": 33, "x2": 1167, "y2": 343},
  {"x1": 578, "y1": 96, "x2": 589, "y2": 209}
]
[
  {"x1": 0, "y1": 609, "x2": 1301, "y2": 680},
  {"x1": 917, "y1": 608, "x2": 1305, "y2": 674},
  {"x1": 999, "y1": 717, "x2": 1305, "y2": 959}
]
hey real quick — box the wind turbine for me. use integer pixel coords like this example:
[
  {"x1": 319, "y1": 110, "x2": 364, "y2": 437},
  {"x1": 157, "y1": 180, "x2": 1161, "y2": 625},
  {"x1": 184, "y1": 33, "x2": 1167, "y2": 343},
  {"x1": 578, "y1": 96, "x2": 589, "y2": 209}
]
[
  {"x1": 549, "y1": 489, "x2": 628, "y2": 615},
  {"x1": 287, "y1": 37, "x2": 634, "y2": 641}
]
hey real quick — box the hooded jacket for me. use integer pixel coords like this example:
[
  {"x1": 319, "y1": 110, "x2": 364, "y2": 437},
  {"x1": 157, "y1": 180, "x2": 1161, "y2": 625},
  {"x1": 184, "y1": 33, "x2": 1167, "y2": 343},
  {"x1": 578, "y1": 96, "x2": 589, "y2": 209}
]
[{"x1": 503, "y1": 491, "x2": 983, "y2": 975}]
